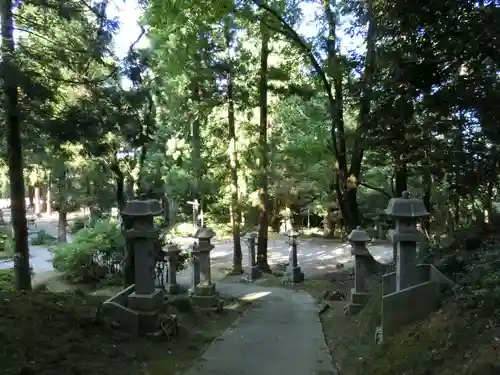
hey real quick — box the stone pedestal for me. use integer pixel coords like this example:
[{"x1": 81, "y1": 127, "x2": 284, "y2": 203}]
[
  {"x1": 285, "y1": 230, "x2": 304, "y2": 283},
  {"x1": 190, "y1": 227, "x2": 222, "y2": 310},
  {"x1": 164, "y1": 243, "x2": 181, "y2": 294},
  {"x1": 188, "y1": 244, "x2": 200, "y2": 296},
  {"x1": 246, "y1": 232, "x2": 261, "y2": 281},
  {"x1": 126, "y1": 228, "x2": 164, "y2": 311},
  {"x1": 345, "y1": 226, "x2": 373, "y2": 315}
]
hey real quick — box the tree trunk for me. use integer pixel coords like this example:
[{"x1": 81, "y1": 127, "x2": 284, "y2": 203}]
[
  {"x1": 257, "y1": 19, "x2": 271, "y2": 272},
  {"x1": 28, "y1": 185, "x2": 34, "y2": 209},
  {"x1": 46, "y1": 179, "x2": 52, "y2": 215},
  {"x1": 394, "y1": 155, "x2": 408, "y2": 198},
  {"x1": 58, "y1": 209, "x2": 67, "y2": 243},
  {"x1": 191, "y1": 77, "x2": 203, "y2": 228},
  {"x1": 1, "y1": 0, "x2": 31, "y2": 290},
  {"x1": 110, "y1": 161, "x2": 125, "y2": 211},
  {"x1": 34, "y1": 186, "x2": 41, "y2": 216},
  {"x1": 422, "y1": 123, "x2": 432, "y2": 232},
  {"x1": 225, "y1": 20, "x2": 243, "y2": 274}
]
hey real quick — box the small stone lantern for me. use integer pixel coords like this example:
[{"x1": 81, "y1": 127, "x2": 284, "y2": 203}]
[
  {"x1": 191, "y1": 227, "x2": 221, "y2": 310},
  {"x1": 285, "y1": 229, "x2": 304, "y2": 283},
  {"x1": 163, "y1": 243, "x2": 182, "y2": 294},
  {"x1": 246, "y1": 232, "x2": 260, "y2": 281},
  {"x1": 121, "y1": 199, "x2": 164, "y2": 312},
  {"x1": 385, "y1": 191, "x2": 429, "y2": 291},
  {"x1": 348, "y1": 226, "x2": 372, "y2": 294}
]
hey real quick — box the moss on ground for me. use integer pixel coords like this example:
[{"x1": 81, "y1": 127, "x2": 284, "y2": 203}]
[{"x1": 0, "y1": 270, "x2": 250, "y2": 375}]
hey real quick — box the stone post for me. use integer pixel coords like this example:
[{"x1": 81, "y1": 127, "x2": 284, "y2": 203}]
[
  {"x1": 345, "y1": 226, "x2": 372, "y2": 315},
  {"x1": 285, "y1": 229, "x2": 304, "y2": 283},
  {"x1": 385, "y1": 191, "x2": 429, "y2": 291},
  {"x1": 188, "y1": 242, "x2": 200, "y2": 296},
  {"x1": 121, "y1": 199, "x2": 164, "y2": 312},
  {"x1": 163, "y1": 243, "x2": 181, "y2": 294},
  {"x1": 246, "y1": 232, "x2": 261, "y2": 281},
  {"x1": 190, "y1": 227, "x2": 222, "y2": 310}
]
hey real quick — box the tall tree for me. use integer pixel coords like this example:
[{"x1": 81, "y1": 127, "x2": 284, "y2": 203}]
[
  {"x1": 1, "y1": 0, "x2": 32, "y2": 290},
  {"x1": 257, "y1": 16, "x2": 271, "y2": 271}
]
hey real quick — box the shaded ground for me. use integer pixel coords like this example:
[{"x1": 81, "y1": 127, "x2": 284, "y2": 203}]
[{"x1": 0, "y1": 269, "x2": 251, "y2": 375}]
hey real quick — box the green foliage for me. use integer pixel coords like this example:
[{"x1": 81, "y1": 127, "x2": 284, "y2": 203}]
[
  {"x1": 52, "y1": 219, "x2": 125, "y2": 283},
  {"x1": 0, "y1": 269, "x2": 15, "y2": 291},
  {"x1": 0, "y1": 225, "x2": 13, "y2": 258}
]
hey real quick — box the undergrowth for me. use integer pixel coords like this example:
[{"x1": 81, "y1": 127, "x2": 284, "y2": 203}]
[
  {"x1": 0, "y1": 288, "x2": 249, "y2": 375},
  {"x1": 351, "y1": 226, "x2": 500, "y2": 375}
]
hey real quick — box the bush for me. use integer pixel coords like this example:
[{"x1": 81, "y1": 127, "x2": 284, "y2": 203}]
[
  {"x1": 53, "y1": 219, "x2": 125, "y2": 283},
  {"x1": 0, "y1": 269, "x2": 15, "y2": 291},
  {"x1": 0, "y1": 225, "x2": 13, "y2": 257}
]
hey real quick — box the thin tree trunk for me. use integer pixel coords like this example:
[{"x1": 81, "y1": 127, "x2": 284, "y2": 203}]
[
  {"x1": 257, "y1": 19, "x2": 271, "y2": 272},
  {"x1": 191, "y1": 78, "x2": 202, "y2": 228},
  {"x1": 58, "y1": 209, "x2": 68, "y2": 243},
  {"x1": 1, "y1": 0, "x2": 31, "y2": 290},
  {"x1": 46, "y1": 177, "x2": 52, "y2": 215},
  {"x1": 225, "y1": 19, "x2": 243, "y2": 274},
  {"x1": 34, "y1": 186, "x2": 41, "y2": 216}
]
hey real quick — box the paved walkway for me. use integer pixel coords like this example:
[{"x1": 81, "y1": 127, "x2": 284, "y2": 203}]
[{"x1": 183, "y1": 282, "x2": 336, "y2": 375}]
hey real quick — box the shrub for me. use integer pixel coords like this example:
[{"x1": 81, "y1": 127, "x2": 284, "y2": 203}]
[
  {"x1": 0, "y1": 269, "x2": 15, "y2": 291},
  {"x1": 0, "y1": 226, "x2": 13, "y2": 260},
  {"x1": 53, "y1": 219, "x2": 125, "y2": 283}
]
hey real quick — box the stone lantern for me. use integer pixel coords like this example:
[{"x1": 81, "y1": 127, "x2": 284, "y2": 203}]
[
  {"x1": 385, "y1": 191, "x2": 429, "y2": 291},
  {"x1": 163, "y1": 243, "x2": 182, "y2": 294},
  {"x1": 190, "y1": 227, "x2": 222, "y2": 310},
  {"x1": 349, "y1": 226, "x2": 371, "y2": 293},
  {"x1": 121, "y1": 198, "x2": 164, "y2": 311},
  {"x1": 285, "y1": 229, "x2": 304, "y2": 283},
  {"x1": 246, "y1": 231, "x2": 260, "y2": 281}
]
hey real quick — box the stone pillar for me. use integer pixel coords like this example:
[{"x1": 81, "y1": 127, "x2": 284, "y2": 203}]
[
  {"x1": 385, "y1": 191, "x2": 429, "y2": 291},
  {"x1": 345, "y1": 226, "x2": 372, "y2": 315},
  {"x1": 163, "y1": 243, "x2": 181, "y2": 294},
  {"x1": 285, "y1": 230, "x2": 304, "y2": 283},
  {"x1": 190, "y1": 227, "x2": 222, "y2": 310},
  {"x1": 188, "y1": 242, "x2": 200, "y2": 296},
  {"x1": 121, "y1": 199, "x2": 164, "y2": 312},
  {"x1": 246, "y1": 232, "x2": 261, "y2": 281}
]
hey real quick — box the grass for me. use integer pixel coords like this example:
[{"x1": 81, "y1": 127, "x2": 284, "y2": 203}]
[{"x1": 0, "y1": 269, "x2": 251, "y2": 375}]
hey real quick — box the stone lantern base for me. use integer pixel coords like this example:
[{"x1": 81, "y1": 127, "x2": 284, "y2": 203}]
[
  {"x1": 345, "y1": 290, "x2": 371, "y2": 316},
  {"x1": 128, "y1": 289, "x2": 164, "y2": 312},
  {"x1": 166, "y1": 283, "x2": 181, "y2": 294},
  {"x1": 101, "y1": 285, "x2": 165, "y2": 335},
  {"x1": 190, "y1": 283, "x2": 223, "y2": 311},
  {"x1": 286, "y1": 265, "x2": 304, "y2": 283}
]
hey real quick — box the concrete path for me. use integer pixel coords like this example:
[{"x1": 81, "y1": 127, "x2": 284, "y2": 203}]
[{"x1": 183, "y1": 282, "x2": 336, "y2": 375}]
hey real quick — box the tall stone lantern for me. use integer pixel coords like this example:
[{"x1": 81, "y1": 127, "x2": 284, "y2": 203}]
[
  {"x1": 121, "y1": 199, "x2": 164, "y2": 311},
  {"x1": 385, "y1": 191, "x2": 429, "y2": 291}
]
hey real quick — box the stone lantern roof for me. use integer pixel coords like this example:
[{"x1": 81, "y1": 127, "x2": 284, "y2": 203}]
[
  {"x1": 385, "y1": 191, "x2": 429, "y2": 219},
  {"x1": 194, "y1": 227, "x2": 216, "y2": 240},
  {"x1": 348, "y1": 226, "x2": 371, "y2": 242},
  {"x1": 121, "y1": 199, "x2": 163, "y2": 217}
]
